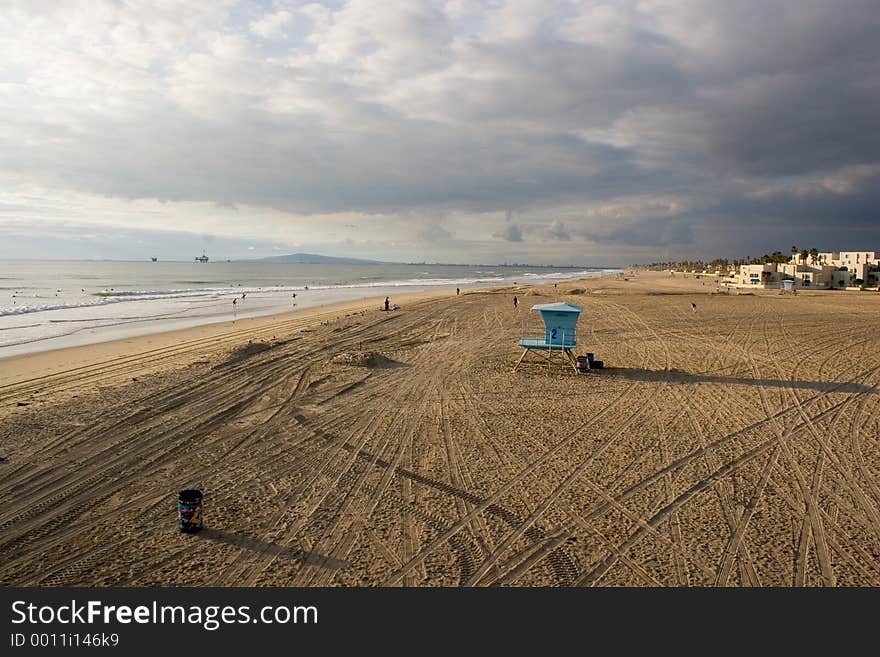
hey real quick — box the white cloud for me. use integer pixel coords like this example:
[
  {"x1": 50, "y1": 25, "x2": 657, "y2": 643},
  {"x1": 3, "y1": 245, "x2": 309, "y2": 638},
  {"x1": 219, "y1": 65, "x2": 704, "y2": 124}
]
[{"x1": 249, "y1": 9, "x2": 294, "y2": 39}]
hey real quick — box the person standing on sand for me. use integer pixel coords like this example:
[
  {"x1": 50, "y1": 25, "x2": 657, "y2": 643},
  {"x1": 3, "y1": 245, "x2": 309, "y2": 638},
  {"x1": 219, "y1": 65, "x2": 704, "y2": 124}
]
[
  {"x1": 456, "y1": 288, "x2": 460, "y2": 296},
  {"x1": 691, "y1": 302, "x2": 697, "y2": 313},
  {"x1": 384, "y1": 296, "x2": 390, "y2": 311},
  {"x1": 513, "y1": 295, "x2": 519, "y2": 309}
]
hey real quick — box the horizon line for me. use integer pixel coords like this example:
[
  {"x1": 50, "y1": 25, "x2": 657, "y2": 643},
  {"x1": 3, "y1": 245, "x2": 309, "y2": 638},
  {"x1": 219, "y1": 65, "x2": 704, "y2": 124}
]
[{"x1": 0, "y1": 256, "x2": 620, "y2": 269}]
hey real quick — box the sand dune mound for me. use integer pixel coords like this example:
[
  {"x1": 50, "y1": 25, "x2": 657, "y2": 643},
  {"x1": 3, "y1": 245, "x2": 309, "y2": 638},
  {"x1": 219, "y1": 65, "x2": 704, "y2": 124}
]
[
  {"x1": 218, "y1": 340, "x2": 276, "y2": 367},
  {"x1": 330, "y1": 351, "x2": 398, "y2": 368}
]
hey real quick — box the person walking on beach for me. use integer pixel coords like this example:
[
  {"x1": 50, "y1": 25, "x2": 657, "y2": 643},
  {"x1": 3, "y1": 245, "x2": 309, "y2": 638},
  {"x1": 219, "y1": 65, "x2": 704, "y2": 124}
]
[
  {"x1": 691, "y1": 302, "x2": 697, "y2": 313},
  {"x1": 513, "y1": 295, "x2": 519, "y2": 309},
  {"x1": 384, "y1": 296, "x2": 390, "y2": 311},
  {"x1": 456, "y1": 287, "x2": 460, "y2": 296}
]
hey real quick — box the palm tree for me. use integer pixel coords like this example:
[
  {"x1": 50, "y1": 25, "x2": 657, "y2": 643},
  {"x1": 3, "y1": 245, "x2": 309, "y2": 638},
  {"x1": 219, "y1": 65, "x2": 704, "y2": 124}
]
[
  {"x1": 809, "y1": 248, "x2": 819, "y2": 266},
  {"x1": 791, "y1": 245, "x2": 798, "y2": 263}
]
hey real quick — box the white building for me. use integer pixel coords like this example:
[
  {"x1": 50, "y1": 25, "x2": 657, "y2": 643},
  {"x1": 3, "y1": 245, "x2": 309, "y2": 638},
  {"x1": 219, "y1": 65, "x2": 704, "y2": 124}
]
[
  {"x1": 836, "y1": 252, "x2": 878, "y2": 287},
  {"x1": 731, "y1": 249, "x2": 879, "y2": 289},
  {"x1": 777, "y1": 263, "x2": 828, "y2": 287},
  {"x1": 734, "y1": 263, "x2": 779, "y2": 287}
]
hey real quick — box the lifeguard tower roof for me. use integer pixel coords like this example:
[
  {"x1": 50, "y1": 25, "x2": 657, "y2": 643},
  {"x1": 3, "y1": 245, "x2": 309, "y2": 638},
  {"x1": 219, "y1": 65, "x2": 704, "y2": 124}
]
[
  {"x1": 530, "y1": 302, "x2": 583, "y2": 313},
  {"x1": 525, "y1": 301, "x2": 583, "y2": 348}
]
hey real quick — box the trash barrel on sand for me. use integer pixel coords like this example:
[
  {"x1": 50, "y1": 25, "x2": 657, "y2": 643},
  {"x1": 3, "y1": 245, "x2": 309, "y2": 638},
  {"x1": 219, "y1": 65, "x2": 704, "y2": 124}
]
[{"x1": 178, "y1": 489, "x2": 203, "y2": 533}]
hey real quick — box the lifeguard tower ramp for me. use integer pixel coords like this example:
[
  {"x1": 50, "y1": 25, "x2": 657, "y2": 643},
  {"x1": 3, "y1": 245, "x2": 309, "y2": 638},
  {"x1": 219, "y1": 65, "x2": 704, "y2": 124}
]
[{"x1": 513, "y1": 302, "x2": 582, "y2": 372}]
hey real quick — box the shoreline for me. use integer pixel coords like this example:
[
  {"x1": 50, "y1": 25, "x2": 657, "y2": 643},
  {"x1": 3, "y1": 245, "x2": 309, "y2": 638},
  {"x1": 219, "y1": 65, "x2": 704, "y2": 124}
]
[
  {"x1": 4, "y1": 267, "x2": 873, "y2": 393},
  {"x1": 0, "y1": 283, "x2": 464, "y2": 359},
  {"x1": 0, "y1": 287, "x2": 458, "y2": 389},
  {"x1": 0, "y1": 267, "x2": 618, "y2": 359},
  {"x1": 0, "y1": 271, "x2": 625, "y2": 410},
  {"x1": 0, "y1": 262, "x2": 615, "y2": 359},
  {"x1": 0, "y1": 268, "x2": 623, "y2": 389},
  {"x1": 3, "y1": 267, "x2": 859, "y2": 391}
]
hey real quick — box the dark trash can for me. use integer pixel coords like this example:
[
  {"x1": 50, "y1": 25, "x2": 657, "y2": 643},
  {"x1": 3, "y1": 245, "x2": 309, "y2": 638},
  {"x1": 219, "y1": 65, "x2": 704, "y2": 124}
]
[
  {"x1": 591, "y1": 360, "x2": 604, "y2": 369},
  {"x1": 178, "y1": 489, "x2": 203, "y2": 533}
]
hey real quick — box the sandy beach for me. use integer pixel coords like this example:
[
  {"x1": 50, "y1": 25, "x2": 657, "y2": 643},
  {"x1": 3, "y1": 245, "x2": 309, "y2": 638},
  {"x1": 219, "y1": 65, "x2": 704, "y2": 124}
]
[{"x1": 1, "y1": 271, "x2": 879, "y2": 586}]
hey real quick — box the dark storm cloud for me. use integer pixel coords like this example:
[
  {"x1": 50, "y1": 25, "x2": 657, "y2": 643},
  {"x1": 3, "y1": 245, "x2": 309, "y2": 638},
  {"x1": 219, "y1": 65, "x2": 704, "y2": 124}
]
[
  {"x1": 578, "y1": 216, "x2": 695, "y2": 248},
  {"x1": 694, "y1": 168, "x2": 880, "y2": 255},
  {"x1": 698, "y1": 74, "x2": 880, "y2": 178},
  {"x1": 718, "y1": 170, "x2": 880, "y2": 227}
]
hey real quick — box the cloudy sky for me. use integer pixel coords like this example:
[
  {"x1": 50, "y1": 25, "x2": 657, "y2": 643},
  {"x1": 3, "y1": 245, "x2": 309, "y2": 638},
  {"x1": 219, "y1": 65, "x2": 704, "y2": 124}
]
[{"x1": 1, "y1": 0, "x2": 878, "y2": 264}]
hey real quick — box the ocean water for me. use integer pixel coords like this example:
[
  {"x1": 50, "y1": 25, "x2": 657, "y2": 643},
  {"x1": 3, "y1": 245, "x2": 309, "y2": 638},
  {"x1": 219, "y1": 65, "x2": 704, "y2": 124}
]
[{"x1": 0, "y1": 260, "x2": 615, "y2": 356}]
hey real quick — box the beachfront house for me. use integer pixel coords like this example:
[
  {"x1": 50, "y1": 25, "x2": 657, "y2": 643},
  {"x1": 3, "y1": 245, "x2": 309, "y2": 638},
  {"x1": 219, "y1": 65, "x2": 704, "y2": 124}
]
[
  {"x1": 836, "y1": 251, "x2": 878, "y2": 287},
  {"x1": 735, "y1": 263, "x2": 780, "y2": 287},
  {"x1": 777, "y1": 262, "x2": 829, "y2": 287},
  {"x1": 730, "y1": 249, "x2": 879, "y2": 290}
]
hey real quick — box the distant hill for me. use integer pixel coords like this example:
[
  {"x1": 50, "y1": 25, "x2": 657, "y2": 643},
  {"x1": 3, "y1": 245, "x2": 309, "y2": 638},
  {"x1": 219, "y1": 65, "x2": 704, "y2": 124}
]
[{"x1": 248, "y1": 253, "x2": 384, "y2": 265}]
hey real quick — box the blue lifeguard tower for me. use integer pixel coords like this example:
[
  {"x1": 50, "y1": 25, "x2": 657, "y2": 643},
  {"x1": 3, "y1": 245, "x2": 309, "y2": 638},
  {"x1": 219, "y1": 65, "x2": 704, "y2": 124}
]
[{"x1": 513, "y1": 302, "x2": 583, "y2": 372}]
